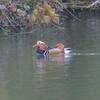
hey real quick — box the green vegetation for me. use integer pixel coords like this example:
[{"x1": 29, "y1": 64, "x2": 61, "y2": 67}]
[{"x1": 0, "y1": 0, "x2": 99, "y2": 37}]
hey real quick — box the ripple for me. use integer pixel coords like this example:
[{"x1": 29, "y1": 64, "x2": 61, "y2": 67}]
[{"x1": 69, "y1": 53, "x2": 100, "y2": 55}]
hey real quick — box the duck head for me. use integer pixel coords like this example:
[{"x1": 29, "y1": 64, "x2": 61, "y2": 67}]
[{"x1": 33, "y1": 40, "x2": 49, "y2": 51}]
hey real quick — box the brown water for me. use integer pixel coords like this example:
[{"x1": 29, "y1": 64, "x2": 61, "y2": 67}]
[{"x1": 0, "y1": 12, "x2": 100, "y2": 100}]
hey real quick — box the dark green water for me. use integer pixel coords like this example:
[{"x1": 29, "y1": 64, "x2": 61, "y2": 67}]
[{"x1": 0, "y1": 12, "x2": 100, "y2": 100}]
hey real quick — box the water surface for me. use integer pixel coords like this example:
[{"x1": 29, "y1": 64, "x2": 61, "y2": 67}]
[{"x1": 0, "y1": 12, "x2": 100, "y2": 100}]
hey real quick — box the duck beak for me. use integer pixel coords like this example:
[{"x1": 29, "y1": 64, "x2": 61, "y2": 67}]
[{"x1": 33, "y1": 44, "x2": 38, "y2": 47}]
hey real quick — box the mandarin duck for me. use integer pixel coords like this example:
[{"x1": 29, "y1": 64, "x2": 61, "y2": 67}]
[{"x1": 33, "y1": 40, "x2": 72, "y2": 55}]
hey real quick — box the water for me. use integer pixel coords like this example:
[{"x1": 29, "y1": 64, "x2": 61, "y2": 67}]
[{"x1": 0, "y1": 12, "x2": 100, "y2": 100}]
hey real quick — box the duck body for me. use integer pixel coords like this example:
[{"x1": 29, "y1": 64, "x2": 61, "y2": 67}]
[{"x1": 33, "y1": 40, "x2": 71, "y2": 55}]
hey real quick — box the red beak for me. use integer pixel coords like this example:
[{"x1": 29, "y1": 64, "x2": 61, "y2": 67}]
[{"x1": 33, "y1": 44, "x2": 38, "y2": 47}]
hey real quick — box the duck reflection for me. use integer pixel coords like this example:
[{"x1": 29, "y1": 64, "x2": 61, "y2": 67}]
[
  {"x1": 36, "y1": 54, "x2": 72, "y2": 67},
  {"x1": 36, "y1": 55, "x2": 48, "y2": 67}
]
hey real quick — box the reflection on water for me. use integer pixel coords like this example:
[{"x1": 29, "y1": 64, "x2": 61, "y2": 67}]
[{"x1": 36, "y1": 54, "x2": 72, "y2": 67}]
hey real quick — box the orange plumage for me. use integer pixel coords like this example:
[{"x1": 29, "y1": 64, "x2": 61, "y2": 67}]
[{"x1": 56, "y1": 43, "x2": 64, "y2": 52}]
